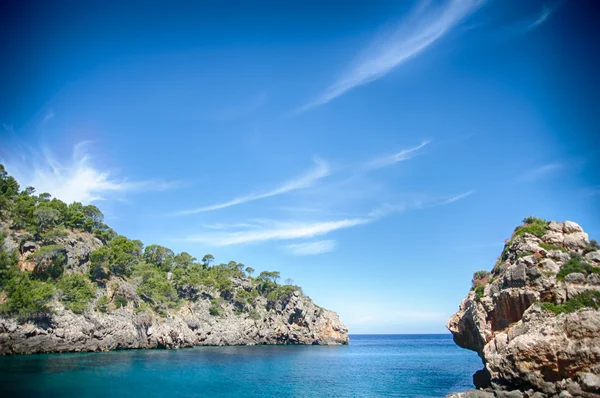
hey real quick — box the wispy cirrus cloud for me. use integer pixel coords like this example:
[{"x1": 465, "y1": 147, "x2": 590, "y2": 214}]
[
  {"x1": 527, "y1": 6, "x2": 554, "y2": 30},
  {"x1": 173, "y1": 159, "x2": 330, "y2": 215},
  {"x1": 499, "y1": 3, "x2": 563, "y2": 39},
  {"x1": 441, "y1": 190, "x2": 475, "y2": 204},
  {"x1": 179, "y1": 190, "x2": 473, "y2": 247},
  {"x1": 295, "y1": 0, "x2": 484, "y2": 113},
  {"x1": 285, "y1": 240, "x2": 336, "y2": 256},
  {"x1": 362, "y1": 141, "x2": 431, "y2": 171},
  {"x1": 3, "y1": 142, "x2": 181, "y2": 204},
  {"x1": 517, "y1": 163, "x2": 563, "y2": 182},
  {"x1": 182, "y1": 218, "x2": 368, "y2": 246},
  {"x1": 367, "y1": 190, "x2": 474, "y2": 218}
]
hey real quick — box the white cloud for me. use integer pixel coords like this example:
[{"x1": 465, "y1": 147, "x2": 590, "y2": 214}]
[
  {"x1": 181, "y1": 190, "x2": 472, "y2": 247},
  {"x1": 295, "y1": 0, "x2": 484, "y2": 112},
  {"x1": 182, "y1": 218, "x2": 368, "y2": 246},
  {"x1": 285, "y1": 240, "x2": 336, "y2": 255},
  {"x1": 174, "y1": 158, "x2": 330, "y2": 215},
  {"x1": 362, "y1": 141, "x2": 431, "y2": 171},
  {"x1": 441, "y1": 190, "x2": 475, "y2": 204},
  {"x1": 367, "y1": 190, "x2": 473, "y2": 218},
  {"x1": 517, "y1": 163, "x2": 563, "y2": 182},
  {"x1": 4, "y1": 143, "x2": 180, "y2": 204},
  {"x1": 42, "y1": 110, "x2": 55, "y2": 124},
  {"x1": 499, "y1": 3, "x2": 562, "y2": 39},
  {"x1": 527, "y1": 6, "x2": 553, "y2": 30}
]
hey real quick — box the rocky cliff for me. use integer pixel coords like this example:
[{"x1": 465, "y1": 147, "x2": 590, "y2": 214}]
[
  {"x1": 0, "y1": 165, "x2": 348, "y2": 355},
  {"x1": 0, "y1": 224, "x2": 348, "y2": 355},
  {"x1": 447, "y1": 219, "x2": 600, "y2": 398},
  {"x1": 0, "y1": 288, "x2": 347, "y2": 355}
]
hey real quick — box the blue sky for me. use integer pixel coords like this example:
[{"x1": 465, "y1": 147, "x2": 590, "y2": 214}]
[{"x1": 1, "y1": 0, "x2": 599, "y2": 333}]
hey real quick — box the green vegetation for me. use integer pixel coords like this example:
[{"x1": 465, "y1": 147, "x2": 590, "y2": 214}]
[
  {"x1": 556, "y1": 254, "x2": 599, "y2": 281},
  {"x1": 513, "y1": 217, "x2": 548, "y2": 239},
  {"x1": 584, "y1": 239, "x2": 600, "y2": 255},
  {"x1": 474, "y1": 284, "x2": 485, "y2": 300},
  {"x1": 57, "y1": 274, "x2": 95, "y2": 314},
  {"x1": 0, "y1": 271, "x2": 55, "y2": 320},
  {"x1": 540, "y1": 243, "x2": 566, "y2": 252},
  {"x1": 209, "y1": 299, "x2": 222, "y2": 316},
  {"x1": 541, "y1": 291, "x2": 600, "y2": 315},
  {"x1": 30, "y1": 244, "x2": 67, "y2": 281},
  {"x1": 113, "y1": 294, "x2": 128, "y2": 309},
  {"x1": 95, "y1": 295, "x2": 110, "y2": 313},
  {"x1": 90, "y1": 236, "x2": 143, "y2": 281},
  {"x1": 0, "y1": 164, "x2": 301, "y2": 323},
  {"x1": 495, "y1": 217, "x2": 549, "y2": 269},
  {"x1": 472, "y1": 270, "x2": 489, "y2": 281},
  {"x1": 522, "y1": 216, "x2": 544, "y2": 225},
  {"x1": 267, "y1": 285, "x2": 299, "y2": 303}
]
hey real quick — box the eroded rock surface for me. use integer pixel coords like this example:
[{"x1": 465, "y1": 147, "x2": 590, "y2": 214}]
[
  {"x1": 0, "y1": 222, "x2": 348, "y2": 354},
  {"x1": 447, "y1": 220, "x2": 600, "y2": 398},
  {"x1": 0, "y1": 289, "x2": 348, "y2": 355}
]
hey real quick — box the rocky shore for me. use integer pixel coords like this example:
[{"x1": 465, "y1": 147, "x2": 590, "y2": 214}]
[
  {"x1": 447, "y1": 220, "x2": 600, "y2": 398},
  {"x1": 0, "y1": 288, "x2": 348, "y2": 355}
]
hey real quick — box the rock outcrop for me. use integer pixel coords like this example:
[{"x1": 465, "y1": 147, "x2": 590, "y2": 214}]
[
  {"x1": 0, "y1": 225, "x2": 348, "y2": 355},
  {"x1": 447, "y1": 220, "x2": 600, "y2": 397},
  {"x1": 0, "y1": 289, "x2": 348, "y2": 355}
]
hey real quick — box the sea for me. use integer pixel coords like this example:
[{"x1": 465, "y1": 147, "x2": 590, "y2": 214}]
[{"x1": 0, "y1": 334, "x2": 481, "y2": 398}]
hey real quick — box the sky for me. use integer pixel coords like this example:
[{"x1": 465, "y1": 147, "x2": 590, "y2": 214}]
[{"x1": 1, "y1": 0, "x2": 599, "y2": 334}]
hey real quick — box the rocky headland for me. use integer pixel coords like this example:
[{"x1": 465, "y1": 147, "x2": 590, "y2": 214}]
[
  {"x1": 0, "y1": 166, "x2": 348, "y2": 355},
  {"x1": 447, "y1": 218, "x2": 600, "y2": 398}
]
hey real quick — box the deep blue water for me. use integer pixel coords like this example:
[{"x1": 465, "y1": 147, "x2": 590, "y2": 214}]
[{"x1": 0, "y1": 334, "x2": 481, "y2": 397}]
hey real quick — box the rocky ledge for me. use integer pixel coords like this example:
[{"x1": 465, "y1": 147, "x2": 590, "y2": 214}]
[
  {"x1": 447, "y1": 219, "x2": 600, "y2": 398},
  {"x1": 0, "y1": 288, "x2": 348, "y2": 355}
]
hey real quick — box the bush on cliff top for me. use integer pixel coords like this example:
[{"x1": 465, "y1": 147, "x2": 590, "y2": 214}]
[
  {"x1": 541, "y1": 290, "x2": 600, "y2": 315},
  {"x1": 472, "y1": 270, "x2": 489, "y2": 282},
  {"x1": 513, "y1": 217, "x2": 548, "y2": 239}
]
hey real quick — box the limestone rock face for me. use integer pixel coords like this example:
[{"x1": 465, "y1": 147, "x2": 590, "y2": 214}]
[
  {"x1": 447, "y1": 220, "x2": 600, "y2": 398},
  {"x1": 0, "y1": 223, "x2": 348, "y2": 354},
  {"x1": 0, "y1": 290, "x2": 348, "y2": 355}
]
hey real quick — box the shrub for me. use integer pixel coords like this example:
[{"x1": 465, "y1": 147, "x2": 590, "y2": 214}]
[
  {"x1": 513, "y1": 218, "x2": 548, "y2": 239},
  {"x1": 0, "y1": 271, "x2": 55, "y2": 320},
  {"x1": 541, "y1": 291, "x2": 600, "y2": 315},
  {"x1": 472, "y1": 270, "x2": 489, "y2": 281},
  {"x1": 113, "y1": 294, "x2": 128, "y2": 308},
  {"x1": 209, "y1": 300, "x2": 221, "y2": 316},
  {"x1": 39, "y1": 228, "x2": 69, "y2": 243},
  {"x1": 557, "y1": 255, "x2": 599, "y2": 280},
  {"x1": 540, "y1": 243, "x2": 566, "y2": 252},
  {"x1": 473, "y1": 284, "x2": 485, "y2": 300},
  {"x1": 248, "y1": 309, "x2": 261, "y2": 320},
  {"x1": 522, "y1": 216, "x2": 546, "y2": 225},
  {"x1": 137, "y1": 273, "x2": 178, "y2": 311},
  {"x1": 95, "y1": 295, "x2": 110, "y2": 313},
  {"x1": 267, "y1": 285, "x2": 299, "y2": 304},
  {"x1": 57, "y1": 274, "x2": 95, "y2": 314}
]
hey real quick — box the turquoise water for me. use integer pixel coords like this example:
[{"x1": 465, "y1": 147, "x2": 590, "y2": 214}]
[{"x1": 0, "y1": 334, "x2": 481, "y2": 397}]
